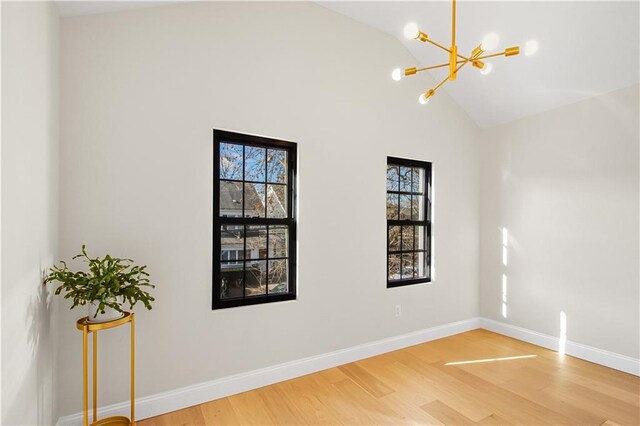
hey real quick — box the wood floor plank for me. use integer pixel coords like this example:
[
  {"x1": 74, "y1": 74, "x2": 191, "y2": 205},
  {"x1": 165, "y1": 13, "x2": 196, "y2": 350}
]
[
  {"x1": 434, "y1": 361, "x2": 575, "y2": 425},
  {"x1": 331, "y1": 379, "x2": 411, "y2": 425},
  {"x1": 379, "y1": 392, "x2": 445, "y2": 425},
  {"x1": 554, "y1": 367, "x2": 640, "y2": 405},
  {"x1": 139, "y1": 405, "x2": 206, "y2": 426},
  {"x1": 337, "y1": 362, "x2": 394, "y2": 398},
  {"x1": 292, "y1": 372, "x2": 375, "y2": 425},
  {"x1": 420, "y1": 400, "x2": 476, "y2": 425},
  {"x1": 543, "y1": 380, "x2": 640, "y2": 425},
  {"x1": 476, "y1": 414, "x2": 513, "y2": 425},
  {"x1": 390, "y1": 350, "x2": 494, "y2": 422},
  {"x1": 274, "y1": 375, "x2": 343, "y2": 425},
  {"x1": 501, "y1": 377, "x2": 607, "y2": 425},
  {"x1": 199, "y1": 397, "x2": 241, "y2": 425},
  {"x1": 257, "y1": 384, "x2": 308, "y2": 425},
  {"x1": 139, "y1": 330, "x2": 640, "y2": 425},
  {"x1": 226, "y1": 388, "x2": 277, "y2": 425}
]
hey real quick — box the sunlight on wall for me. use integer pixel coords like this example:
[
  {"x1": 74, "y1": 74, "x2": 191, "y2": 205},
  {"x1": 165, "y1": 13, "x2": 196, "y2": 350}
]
[
  {"x1": 502, "y1": 273, "x2": 508, "y2": 318},
  {"x1": 559, "y1": 311, "x2": 567, "y2": 356},
  {"x1": 502, "y1": 227, "x2": 508, "y2": 266},
  {"x1": 501, "y1": 227, "x2": 508, "y2": 318}
]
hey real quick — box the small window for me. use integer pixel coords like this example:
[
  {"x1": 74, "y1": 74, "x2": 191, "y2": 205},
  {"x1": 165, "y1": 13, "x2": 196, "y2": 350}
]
[
  {"x1": 386, "y1": 157, "x2": 431, "y2": 287},
  {"x1": 213, "y1": 130, "x2": 297, "y2": 309}
]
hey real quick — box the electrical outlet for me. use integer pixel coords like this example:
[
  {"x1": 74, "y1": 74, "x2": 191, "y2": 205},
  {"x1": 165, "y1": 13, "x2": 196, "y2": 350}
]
[{"x1": 395, "y1": 305, "x2": 401, "y2": 317}]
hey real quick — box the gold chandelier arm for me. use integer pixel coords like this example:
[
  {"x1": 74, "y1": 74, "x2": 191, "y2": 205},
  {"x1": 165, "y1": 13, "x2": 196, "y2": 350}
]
[
  {"x1": 475, "y1": 47, "x2": 520, "y2": 61},
  {"x1": 415, "y1": 59, "x2": 466, "y2": 73},
  {"x1": 432, "y1": 74, "x2": 450, "y2": 93},
  {"x1": 455, "y1": 59, "x2": 471, "y2": 73},
  {"x1": 474, "y1": 52, "x2": 505, "y2": 60},
  {"x1": 447, "y1": 54, "x2": 472, "y2": 78}
]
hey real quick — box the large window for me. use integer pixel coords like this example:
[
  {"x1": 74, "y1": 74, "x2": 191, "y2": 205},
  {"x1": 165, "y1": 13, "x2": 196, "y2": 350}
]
[
  {"x1": 386, "y1": 157, "x2": 431, "y2": 287},
  {"x1": 213, "y1": 130, "x2": 296, "y2": 309}
]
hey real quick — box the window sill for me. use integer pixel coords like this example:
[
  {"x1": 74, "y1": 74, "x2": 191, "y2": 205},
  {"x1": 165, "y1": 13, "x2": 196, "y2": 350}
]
[
  {"x1": 387, "y1": 278, "x2": 432, "y2": 288},
  {"x1": 212, "y1": 293, "x2": 296, "y2": 310}
]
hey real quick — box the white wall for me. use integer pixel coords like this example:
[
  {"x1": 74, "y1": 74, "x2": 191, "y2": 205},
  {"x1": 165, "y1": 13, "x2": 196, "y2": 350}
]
[
  {"x1": 480, "y1": 85, "x2": 640, "y2": 358},
  {"x1": 1, "y1": 2, "x2": 59, "y2": 424},
  {"x1": 57, "y1": 1, "x2": 480, "y2": 418}
]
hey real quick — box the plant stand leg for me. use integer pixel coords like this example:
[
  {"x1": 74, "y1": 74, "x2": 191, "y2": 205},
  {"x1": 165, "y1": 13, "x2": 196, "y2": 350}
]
[
  {"x1": 83, "y1": 327, "x2": 88, "y2": 426},
  {"x1": 93, "y1": 331, "x2": 98, "y2": 423},
  {"x1": 131, "y1": 313, "x2": 135, "y2": 425}
]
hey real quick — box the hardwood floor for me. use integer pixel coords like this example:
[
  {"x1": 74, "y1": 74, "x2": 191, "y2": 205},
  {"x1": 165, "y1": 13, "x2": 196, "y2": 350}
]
[{"x1": 139, "y1": 329, "x2": 640, "y2": 425}]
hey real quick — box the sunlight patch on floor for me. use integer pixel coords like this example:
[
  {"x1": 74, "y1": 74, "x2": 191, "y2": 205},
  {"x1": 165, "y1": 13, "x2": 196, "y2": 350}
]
[{"x1": 445, "y1": 354, "x2": 536, "y2": 366}]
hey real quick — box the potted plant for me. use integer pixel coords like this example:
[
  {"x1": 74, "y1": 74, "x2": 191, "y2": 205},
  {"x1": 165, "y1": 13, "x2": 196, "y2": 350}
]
[{"x1": 45, "y1": 245, "x2": 155, "y2": 323}]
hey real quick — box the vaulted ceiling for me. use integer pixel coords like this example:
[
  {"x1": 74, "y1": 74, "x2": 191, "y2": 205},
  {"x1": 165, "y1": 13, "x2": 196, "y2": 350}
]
[
  {"x1": 57, "y1": 1, "x2": 639, "y2": 128},
  {"x1": 319, "y1": 1, "x2": 640, "y2": 127}
]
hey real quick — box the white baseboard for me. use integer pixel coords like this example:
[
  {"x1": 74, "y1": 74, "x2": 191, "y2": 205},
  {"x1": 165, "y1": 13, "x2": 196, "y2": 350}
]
[
  {"x1": 57, "y1": 316, "x2": 639, "y2": 424},
  {"x1": 479, "y1": 317, "x2": 640, "y2": 376},
  {"x1": 56, "y1": 317, "x2": 481, "y2": 425}
]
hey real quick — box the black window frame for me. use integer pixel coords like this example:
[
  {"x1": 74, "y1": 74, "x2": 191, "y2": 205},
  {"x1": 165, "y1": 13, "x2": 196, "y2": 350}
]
[
  {"x1": 213, "y1": 130, "x2": 297, "y2": 309},
  {"x1": 386, "y1": 156, "x2": 432, "y2": 288}
]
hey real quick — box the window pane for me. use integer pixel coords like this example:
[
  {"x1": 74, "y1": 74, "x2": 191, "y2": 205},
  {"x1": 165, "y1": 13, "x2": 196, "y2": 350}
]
[
  {"x1": 220, "y1": 143, "x2": 243, "y2": 180},
  {"x1": 220, "y1": 181, "x2": 243, "y2": 217},
  {"x1": 399, "y1": 166, "x2": 412, "y2": 192},
  {"x1": 246, "y1": 225, "x2": 267, "y2": 259},
  {"x1": 401, "y1": 226, "x2": 414, "y2": 251},
  {"x1": 266, "y1": 184, "x2": 287, "y2": 218},
  {"x1": 221, "y1": 225, "x2": 244, "y2": 260},
  {"x1": 386, "y1": 193, "x2": 398, "y2": 220},
  {"x1": 245, "y1": 146, "x2": 266, "y2": 182},
  {"x1": 411, "y1": 168, "x2": 423, "y2": 193},
  {"x1": 245, "y1": 260, "x2": 266, "y2": 296},
  {"x1": 386, "y1": 165, "x2": 399, "y2": 191},
  {"x1": 388, "y1": 254, "x2": 401, "y2": 280},
  {"x1": 244, "y1": 183, "x2": 265, "y2": 218},
  {"x1": 401, "y1": 253, "x2": 414, "y2": 279},
  {"x1": 268, "y1": 259, "x2": 288, "y2": 294},
  {"x1": 388, "y1": 226, "x2": 400, "y2": 252},
  {"x1": 414, "y1": 252, "x2": 426, "y2": 278},
  {"x1": 269, "y1": 226, "x2": 288, "y2": 258},
  {"x1": 220, "y1": 263, "x2": 244, "y2": 299},
  {"x1": 424, "y1": 251, "x2": 430, "y2": 278},
  {"x1": 415, "y1": 226, "x2": 425, "y2": 250},
  {"x1": 267, "y1": 149, "x2": 287, "y2": 184},
  {"x1": 399, "y1": 194, "x2": 411, "y2": 220},
  {"x1": 411, "y1": 195, "x2": 424, "y2": 220}
]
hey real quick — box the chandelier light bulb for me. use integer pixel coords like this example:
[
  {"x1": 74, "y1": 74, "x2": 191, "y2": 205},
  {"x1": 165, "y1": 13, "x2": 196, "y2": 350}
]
[
  {"x1": 480, "y1": 62, "x2": 493, "y2": 75},
  {"x1": 404, "y1": 23, "x2": 420, "y2": 40},
  {"x1": 525, "y1": 40, "x2": 539, "y2": 56},
  {"x1": 418, "y1": 93, "x2": 431, "y2": 105},
  {"x1": 481, "y1": 33, "x2": 500, "y2": 51},
  {"x1": 392, "y1": 68, "x2": 403, "y2": 81}
]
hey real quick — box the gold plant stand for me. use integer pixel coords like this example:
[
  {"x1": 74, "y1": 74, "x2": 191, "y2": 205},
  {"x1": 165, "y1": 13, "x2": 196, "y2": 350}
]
[{"x1": 76, "y1": 312, "x2": 135, "y2": 426}]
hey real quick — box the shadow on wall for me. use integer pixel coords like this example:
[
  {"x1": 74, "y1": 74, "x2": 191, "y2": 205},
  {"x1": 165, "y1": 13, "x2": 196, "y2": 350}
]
[
  {"x1": 30, "y1": 272, "x2": 55, "y2": 425},
  {"x1": 3, "y1": 274, "x2": 55, "y2": 425}
]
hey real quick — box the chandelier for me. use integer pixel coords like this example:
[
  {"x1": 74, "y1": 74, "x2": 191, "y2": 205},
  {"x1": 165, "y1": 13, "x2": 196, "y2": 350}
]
[{"x1": 393, "y1": 0, "x2": 532, "y2": 105}]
